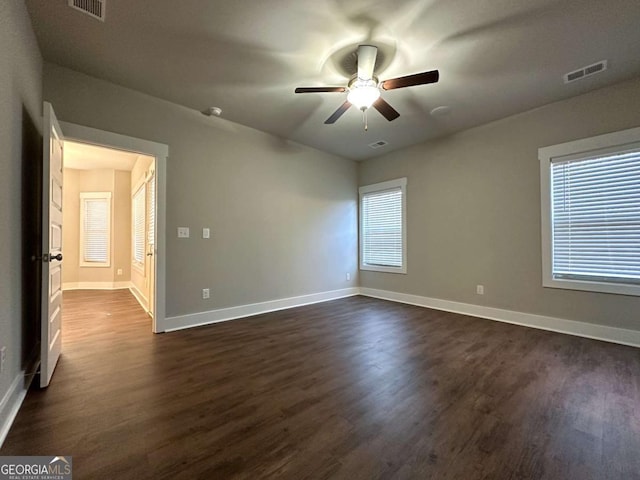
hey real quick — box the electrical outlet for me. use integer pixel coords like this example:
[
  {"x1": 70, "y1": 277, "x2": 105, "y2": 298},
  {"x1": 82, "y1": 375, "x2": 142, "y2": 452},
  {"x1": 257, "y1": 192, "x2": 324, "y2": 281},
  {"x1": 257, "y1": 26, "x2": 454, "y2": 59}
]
[
  {"x1": 346, "y1": 272, "x2": 351, "y2": 281},
  {"x1": 202, "y1": 288, "x2": 210, "y2": 299},
  {"x1": 178, "y1": 227, "x2": 190, "y2": 238},
  {"x1": 476, "y1": 285, "x2": 484, "y2": 295},
  {"x1": 117, "y1": 268, "x2": 123, "y2": 276},
  {"x1": 0, "y1": 347, "x2": 6, "y2": 374}
]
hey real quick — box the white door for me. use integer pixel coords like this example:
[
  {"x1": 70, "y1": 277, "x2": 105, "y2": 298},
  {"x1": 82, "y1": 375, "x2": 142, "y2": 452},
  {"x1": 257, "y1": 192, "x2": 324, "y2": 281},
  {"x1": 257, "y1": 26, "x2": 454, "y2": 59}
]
[
  {"x1": 40, "y1": 102, "x2": 64, "y2": 388},
  {"x1": 146, "y1": 170, "x2": 156, "y2": 318}
]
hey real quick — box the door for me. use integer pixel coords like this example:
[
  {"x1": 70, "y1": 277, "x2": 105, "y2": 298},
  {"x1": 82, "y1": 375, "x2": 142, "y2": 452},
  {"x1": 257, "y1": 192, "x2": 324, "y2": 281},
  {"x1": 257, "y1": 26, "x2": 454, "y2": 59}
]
[
  {"x1": 146, "y1": 169, "x2": 156, "y2": 317},
  {"x1": 40, "y1": 102, "x2": 64, "y2": 387}
]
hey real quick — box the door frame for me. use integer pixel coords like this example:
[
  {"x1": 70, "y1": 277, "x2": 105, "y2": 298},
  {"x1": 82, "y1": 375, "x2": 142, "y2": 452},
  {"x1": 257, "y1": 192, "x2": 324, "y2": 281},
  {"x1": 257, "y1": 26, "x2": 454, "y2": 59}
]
[{"x1": 60, "y1": 121, "x2": 168, "y2": 333}]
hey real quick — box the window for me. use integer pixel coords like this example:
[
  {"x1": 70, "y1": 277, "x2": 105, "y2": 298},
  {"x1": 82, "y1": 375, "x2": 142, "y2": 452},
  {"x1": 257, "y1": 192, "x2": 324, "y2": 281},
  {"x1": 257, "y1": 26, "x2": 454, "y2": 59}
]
[
  {"x1": 133, "y1": 184, "x2": 146, "y2": 269},
  {"x1": 539, "y1": 126, "x2": 640, "y2": 296},
  {"x1": 359, "y1": 178, "x2": 407, "y2": 273},
  {"x1": 80, "y1": 192, "x2": 111, "y2": 267},
  {"x1": 147, "y1": 173, "x2": 155, "y2": 246}
]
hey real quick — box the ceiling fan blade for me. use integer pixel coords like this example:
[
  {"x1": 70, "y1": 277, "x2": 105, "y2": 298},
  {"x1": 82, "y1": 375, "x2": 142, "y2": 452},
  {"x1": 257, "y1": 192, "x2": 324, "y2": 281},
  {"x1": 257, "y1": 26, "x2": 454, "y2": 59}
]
[
  {"x1": 295, "y1": 87, "x2": 346, "y2": 94},
  {"x1": 372, "y1": 97, "x2": 400, "y2": 122},
  {"x1": 324, "y1": 101, "x2": 352, "y2": 124},
  {"x1": 357, "y1": 45, "x2": 378, "y2": 81},
  {"x1": 381, "y1": 70, "x2": 439, "y2": 90}
]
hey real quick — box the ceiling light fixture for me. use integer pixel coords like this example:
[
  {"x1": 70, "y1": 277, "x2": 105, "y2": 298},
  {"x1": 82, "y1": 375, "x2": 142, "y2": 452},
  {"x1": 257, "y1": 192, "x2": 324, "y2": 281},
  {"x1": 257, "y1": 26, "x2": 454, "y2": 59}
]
[
  {"x1": 346, "y1": 77, "x2": 381, "y2": 131},
  {"x1": 347, "y1": 79, "x2": 380, "y2": 111}
]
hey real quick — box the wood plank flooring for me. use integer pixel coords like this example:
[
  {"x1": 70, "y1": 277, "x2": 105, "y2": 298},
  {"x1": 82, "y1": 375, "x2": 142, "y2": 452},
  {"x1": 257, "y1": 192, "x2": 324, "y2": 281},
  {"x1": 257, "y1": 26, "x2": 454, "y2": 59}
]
[{"x1": 2, "y1": 290, "x2": 640, "y2": 479}]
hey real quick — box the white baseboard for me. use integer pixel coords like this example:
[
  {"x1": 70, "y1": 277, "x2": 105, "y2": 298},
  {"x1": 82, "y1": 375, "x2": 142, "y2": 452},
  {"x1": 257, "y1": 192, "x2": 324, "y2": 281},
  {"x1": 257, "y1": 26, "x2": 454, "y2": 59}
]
[
  {"x1": 0, "y1": 374, "x2": 28, "y2": 448},
  {"x1": 129, "y1": 284, "x2": 148, "y2": 312},
  {"x1": 359, "y1": 287, "x2": 640, "y2": 348},
  {"x1": 63, "y1": 281, "x2": 131, "y2": 291},
  {"x1": 0, "y1": 347, "x2": 39, "y2": 448},
  {"x1": 162, "y1": 287, "x2": 360, "y2": 332}
]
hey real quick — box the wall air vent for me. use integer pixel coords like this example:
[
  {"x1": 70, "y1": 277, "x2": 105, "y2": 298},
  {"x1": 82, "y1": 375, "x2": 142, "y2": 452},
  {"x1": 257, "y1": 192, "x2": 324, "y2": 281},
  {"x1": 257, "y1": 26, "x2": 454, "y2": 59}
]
[
  {"x1": 68, "y1": 0, "x2": 106, "y2": 21},
  {"x1": 368, "y1": 140, "x2": 388, "y2": 149},
  {"x1": 564, "y1": 60, "x2": 607, "y2": 84}
]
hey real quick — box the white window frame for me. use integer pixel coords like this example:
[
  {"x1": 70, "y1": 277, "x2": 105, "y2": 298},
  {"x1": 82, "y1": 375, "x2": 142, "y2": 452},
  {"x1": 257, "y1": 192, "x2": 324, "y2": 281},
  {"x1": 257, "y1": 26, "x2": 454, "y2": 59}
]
[
  {"x1": 539, "y1": 126, "x2": 640, "y2": 296},
  {"x1": 359, "y1": 177, "x2": 407, "y2": 274},
  {"x1": 132, "y1": 182, "x2": 146, "y2": 273},
  {"x1": 79, "y1": 191, "x2": 112, "y2": 268}
]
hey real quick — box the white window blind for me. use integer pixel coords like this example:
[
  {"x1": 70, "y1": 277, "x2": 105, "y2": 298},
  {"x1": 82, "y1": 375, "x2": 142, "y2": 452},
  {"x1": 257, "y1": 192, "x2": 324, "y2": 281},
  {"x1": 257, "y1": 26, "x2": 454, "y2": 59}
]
[
  {"x1": 147, "y1": 174, "x2": 155, "y2": 246},
  {"x1": 80, "y1": 192, "x2": 111, "y2": 266},
  {"x1": 133, "y1": 185, "x2": 146, "y2": 265},
  {"x1": 551, "y1": 149, "x2": 640, "y2": 285},
  {"x1": 359, "y1": 178, "x2": 407, "y2": 273}
]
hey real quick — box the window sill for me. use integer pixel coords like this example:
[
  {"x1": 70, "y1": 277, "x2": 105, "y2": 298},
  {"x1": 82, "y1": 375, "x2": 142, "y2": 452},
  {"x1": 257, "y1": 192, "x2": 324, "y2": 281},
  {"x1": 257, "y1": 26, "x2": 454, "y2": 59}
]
[
  {"x1": 543, "y1": 277, "x2": 640, "y2": 297},
  {"x1": 360, "y1": 264, "x2": 407, "y2": 274}
]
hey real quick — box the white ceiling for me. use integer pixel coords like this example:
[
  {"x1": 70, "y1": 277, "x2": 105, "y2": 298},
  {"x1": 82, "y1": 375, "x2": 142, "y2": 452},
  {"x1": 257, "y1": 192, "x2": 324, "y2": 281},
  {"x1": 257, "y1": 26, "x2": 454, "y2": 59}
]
[
  {"x1": 26, "y1": 0, "x2": 640, "y2": 160},
  {"x1": 64, "y1": 141, "x2": 140, "y2": 170}
]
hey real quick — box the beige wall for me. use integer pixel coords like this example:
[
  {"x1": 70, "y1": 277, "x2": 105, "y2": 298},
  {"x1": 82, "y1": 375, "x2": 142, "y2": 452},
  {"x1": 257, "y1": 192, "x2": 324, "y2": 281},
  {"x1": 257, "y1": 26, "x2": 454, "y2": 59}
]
[
  {"x1": 130, "y1": 155, "x2": 154, "y2": 307},
  {"x1": 62, "y1": 168, "x2": 80, "y2": 283},
  {"x1": 0, "y1": 0, "x2": 42, "y2": 422},
  {"x1": 62, "y1": 168, "x2": 131, "y2": 286},
  {"x1": 359, "y1": 76, "x2": 640, "y2": 331},
  {"x1": 114, "y1": 169, "x2": 132, "y2": 282},
  {"x1": 43, "y1": 62, "x2": 359, "y2": 319}
]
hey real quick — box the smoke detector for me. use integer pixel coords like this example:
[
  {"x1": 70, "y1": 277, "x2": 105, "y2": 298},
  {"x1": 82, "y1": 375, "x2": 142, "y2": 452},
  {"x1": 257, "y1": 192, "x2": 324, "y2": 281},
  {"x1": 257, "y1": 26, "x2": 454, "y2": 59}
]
[
  {"x1": 202, "y1": 107, "x2": 223, "y2": 117},
  {"x1": 68, "y1": 0, "x2": 106, "y2": 21}
]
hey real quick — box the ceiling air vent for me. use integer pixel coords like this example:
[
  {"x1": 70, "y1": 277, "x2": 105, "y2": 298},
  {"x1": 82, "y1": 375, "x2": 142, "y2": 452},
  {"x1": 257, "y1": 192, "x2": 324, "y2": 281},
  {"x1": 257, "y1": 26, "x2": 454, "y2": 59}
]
[
  {"x1": 68, "y1": 0, "x2": 106, "y2": 21},
  {"x1": 368, "y1": 140, "x2": 388, "y2": 149},
  {"x1": 564, "y1": 60, "x2": 607, "y2": 84}
]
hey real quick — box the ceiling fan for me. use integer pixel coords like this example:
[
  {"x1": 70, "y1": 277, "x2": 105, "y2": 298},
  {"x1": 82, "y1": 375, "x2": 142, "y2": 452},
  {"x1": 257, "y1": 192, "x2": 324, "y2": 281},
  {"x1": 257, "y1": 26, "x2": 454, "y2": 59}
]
[{"x1": 295, "y1": 45, "x2": 439, "y2": 129}]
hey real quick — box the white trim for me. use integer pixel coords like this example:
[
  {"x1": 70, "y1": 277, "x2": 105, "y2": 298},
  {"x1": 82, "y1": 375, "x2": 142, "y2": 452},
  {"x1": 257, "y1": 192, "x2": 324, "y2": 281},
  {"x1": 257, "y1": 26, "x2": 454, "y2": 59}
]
[
  {"x1": 0, "y1": 375, "x2": 28, "y2": 448},
  {"x1": 539, "y1": 126, "x2": 640, "y2": 297},
  {"x1": 59, "y1": 120, "x2": 168, "y2": 333},
  {"x1": 59, "y1": 122, "x2": 169, "y2": 158},
  {"x1": 358, "y1": 177, "x2": 407, "y2": 195},
  {"x1": 129, "y1": 283, "x2": 149, "y2": 311},
  {"x1": 538, "y1": 126, "x2": 640, "y2": 160},
  {"x1": 1, "y1": 347, "x2": 40, "y2": 447},
  {"x1": 162, "y1": 288, "x2": 359, "y2": 332},
  {"x1": 359, "y1": 177, "x2": 407, "y2": 274},
  {"x1": 359, "y1": 288, "x2": 640, "y2": 348},
  {"x1": 132, "y1": 175, "x2": 146, "y2": 196},
  {"x1": 62, "y1": 281, "x2": 131, "y2": 291},
  {"x1": 154, "y1": 150, "x2": 166, "y2": 332}
]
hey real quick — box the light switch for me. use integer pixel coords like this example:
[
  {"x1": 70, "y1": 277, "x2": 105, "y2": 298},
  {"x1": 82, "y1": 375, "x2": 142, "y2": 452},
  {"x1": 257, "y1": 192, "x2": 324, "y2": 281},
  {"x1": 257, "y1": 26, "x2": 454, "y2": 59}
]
[
  {"x1": 203, "y1": 228, "x2": 210, "y2": 239},
  {"x1": 178, "y1": 227, "x2": 190, "y2": 238}
]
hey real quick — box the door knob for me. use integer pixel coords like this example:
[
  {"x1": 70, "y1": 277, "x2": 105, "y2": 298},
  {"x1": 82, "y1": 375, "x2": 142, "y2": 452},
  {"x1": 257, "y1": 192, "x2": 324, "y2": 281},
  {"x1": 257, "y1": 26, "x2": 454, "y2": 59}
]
[{"x1": 49, "y1": 253, "x2": 63, "y2": 262}]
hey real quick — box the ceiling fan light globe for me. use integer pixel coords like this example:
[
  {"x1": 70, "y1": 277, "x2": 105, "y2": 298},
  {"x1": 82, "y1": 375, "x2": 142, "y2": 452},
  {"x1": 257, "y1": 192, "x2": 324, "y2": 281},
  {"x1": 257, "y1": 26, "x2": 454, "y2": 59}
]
[{"x1": 347, "y1": 86, "x2": 380, "y2": 110}]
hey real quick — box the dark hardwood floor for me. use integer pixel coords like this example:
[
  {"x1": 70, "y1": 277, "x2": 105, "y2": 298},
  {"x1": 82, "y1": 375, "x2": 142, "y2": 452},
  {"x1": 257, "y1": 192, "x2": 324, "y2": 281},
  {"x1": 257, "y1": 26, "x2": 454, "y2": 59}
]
[{"x1": 2, "y1": 290, "x2": 639, "y2": 479}]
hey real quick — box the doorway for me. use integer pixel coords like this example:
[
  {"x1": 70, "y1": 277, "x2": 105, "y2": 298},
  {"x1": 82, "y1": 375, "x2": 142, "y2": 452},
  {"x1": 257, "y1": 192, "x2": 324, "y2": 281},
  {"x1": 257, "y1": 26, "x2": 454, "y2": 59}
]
[
  {"x1": 62, "y1": 141, "x2": 156, "y2": 321},
  {"x1": 59, "y1": 121, "x2": 168, "y2": 333}
]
